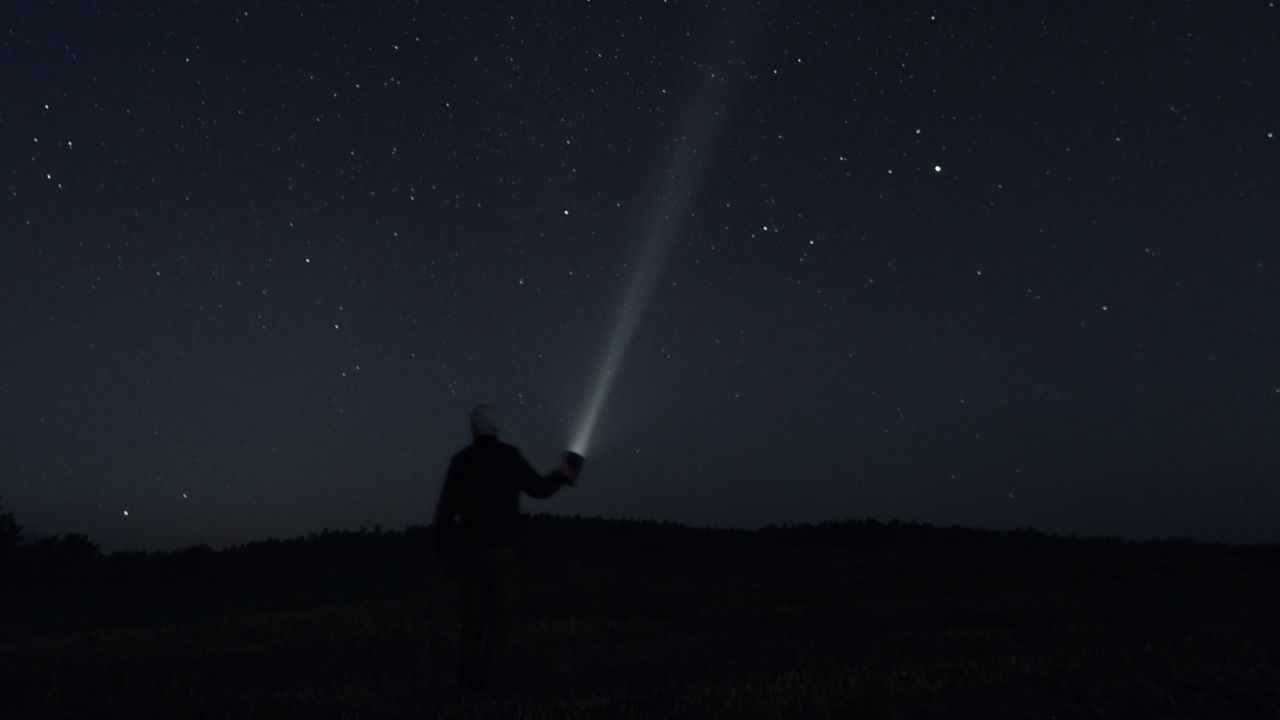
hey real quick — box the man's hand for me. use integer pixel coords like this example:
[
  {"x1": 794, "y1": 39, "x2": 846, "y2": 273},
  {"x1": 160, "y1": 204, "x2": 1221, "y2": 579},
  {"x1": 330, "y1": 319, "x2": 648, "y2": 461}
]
[{"x1": 562, "y1": 451, "x2": 584, "y2": 486}]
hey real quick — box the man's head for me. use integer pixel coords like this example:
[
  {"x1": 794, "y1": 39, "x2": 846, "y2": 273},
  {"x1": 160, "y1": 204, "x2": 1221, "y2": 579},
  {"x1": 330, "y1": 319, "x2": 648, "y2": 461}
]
[{"x1": 470, "y1": 404, "x2": 500, "y2": 439}]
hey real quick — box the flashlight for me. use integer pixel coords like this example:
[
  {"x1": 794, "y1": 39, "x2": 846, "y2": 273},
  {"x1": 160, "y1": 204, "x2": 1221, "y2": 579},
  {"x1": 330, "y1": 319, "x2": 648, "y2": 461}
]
[{"x1": 563, "y1": 451, "x2": 585, "y2": 485}]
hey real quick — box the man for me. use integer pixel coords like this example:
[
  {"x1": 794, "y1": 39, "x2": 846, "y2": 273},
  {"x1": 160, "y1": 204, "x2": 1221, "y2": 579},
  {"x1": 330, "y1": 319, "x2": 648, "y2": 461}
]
[{"x1": 434, "y1": 404, "x2": 581, "y2": 693}]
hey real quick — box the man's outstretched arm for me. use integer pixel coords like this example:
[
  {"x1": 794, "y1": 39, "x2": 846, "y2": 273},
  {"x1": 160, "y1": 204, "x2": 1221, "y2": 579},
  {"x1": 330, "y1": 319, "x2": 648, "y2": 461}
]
[{"x1": 510, "y1": 447, "x2": 570, "y2": 499}]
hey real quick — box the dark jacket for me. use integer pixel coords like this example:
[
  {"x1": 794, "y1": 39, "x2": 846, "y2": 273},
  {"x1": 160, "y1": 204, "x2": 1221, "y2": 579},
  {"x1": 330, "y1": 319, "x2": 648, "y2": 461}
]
[{"x1": 434, "y1": 435, "x2": 566, "y2": 560}]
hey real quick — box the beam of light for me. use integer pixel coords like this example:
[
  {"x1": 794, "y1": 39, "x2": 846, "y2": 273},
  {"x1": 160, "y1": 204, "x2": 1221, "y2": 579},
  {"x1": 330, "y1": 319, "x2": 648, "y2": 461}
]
[{"x1": 570, "y1": 15, "x2": 757, "y2": 456}]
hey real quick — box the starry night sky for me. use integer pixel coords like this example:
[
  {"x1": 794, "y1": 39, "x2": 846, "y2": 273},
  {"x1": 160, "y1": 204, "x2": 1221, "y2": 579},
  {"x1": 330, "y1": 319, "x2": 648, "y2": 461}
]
[{"x1": 3, "y1": 2, "x2": 1277, "y2": 550}]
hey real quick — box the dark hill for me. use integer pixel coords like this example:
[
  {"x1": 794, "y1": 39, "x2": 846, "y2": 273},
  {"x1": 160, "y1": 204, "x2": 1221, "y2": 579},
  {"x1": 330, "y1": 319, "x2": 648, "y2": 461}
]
[{"x1": 2, "y1": 515, "x2": 1277, "y2": 718}]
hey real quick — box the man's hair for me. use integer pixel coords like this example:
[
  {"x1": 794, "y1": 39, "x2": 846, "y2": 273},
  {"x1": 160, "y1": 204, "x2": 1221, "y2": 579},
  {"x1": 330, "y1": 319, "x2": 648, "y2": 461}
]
[{"x1": 470, "y1": 404, "x2": 500, "y2": 438}]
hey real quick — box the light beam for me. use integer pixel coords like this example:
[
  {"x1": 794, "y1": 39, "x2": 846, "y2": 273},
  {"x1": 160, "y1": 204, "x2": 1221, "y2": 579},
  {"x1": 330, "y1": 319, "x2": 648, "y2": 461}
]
[{"x1": 570, "y1": 14, "x2": 758, "y2": 455}]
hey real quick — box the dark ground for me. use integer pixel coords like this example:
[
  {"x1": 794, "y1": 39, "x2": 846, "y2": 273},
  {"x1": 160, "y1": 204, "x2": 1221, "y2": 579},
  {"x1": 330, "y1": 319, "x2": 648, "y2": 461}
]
[{"x1": 2, "y1": 516, "x2": 1278, "y2": 718}]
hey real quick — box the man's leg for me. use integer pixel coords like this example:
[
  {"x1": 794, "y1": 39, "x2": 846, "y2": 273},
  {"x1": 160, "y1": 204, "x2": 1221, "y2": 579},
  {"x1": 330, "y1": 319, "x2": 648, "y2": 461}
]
[
  {"x1": 460, "y1": 554, "x2": 485, "y2": 692},
  {"x1": 478, "y1": 547, "x2": 514, "y2": 692}
]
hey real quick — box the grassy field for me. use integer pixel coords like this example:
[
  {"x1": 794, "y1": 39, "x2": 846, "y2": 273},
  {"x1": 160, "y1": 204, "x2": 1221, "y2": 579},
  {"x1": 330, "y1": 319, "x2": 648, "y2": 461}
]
[{"x1": 2, "y1": 518, "x2": 1278, "y2": 718}]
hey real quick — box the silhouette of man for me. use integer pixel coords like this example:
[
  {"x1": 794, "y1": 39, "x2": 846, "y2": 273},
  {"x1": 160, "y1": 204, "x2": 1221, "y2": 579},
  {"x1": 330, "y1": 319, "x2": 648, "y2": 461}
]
[{"x1": 434, "y1": 403, "x2": 580, "y2": 693}]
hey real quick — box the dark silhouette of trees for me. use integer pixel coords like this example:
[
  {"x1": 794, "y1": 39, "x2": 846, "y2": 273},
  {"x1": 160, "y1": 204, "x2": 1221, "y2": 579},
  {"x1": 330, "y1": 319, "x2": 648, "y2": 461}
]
[
  {"x1": 27, "y1": 532, "x2": 99, "y2": 559},
  {"x1": 25, "y1": 533, "x2": 101, "y2": 581},
  {"x1": 159, "y1": 544, "x2": 216, "y2": 583}
]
